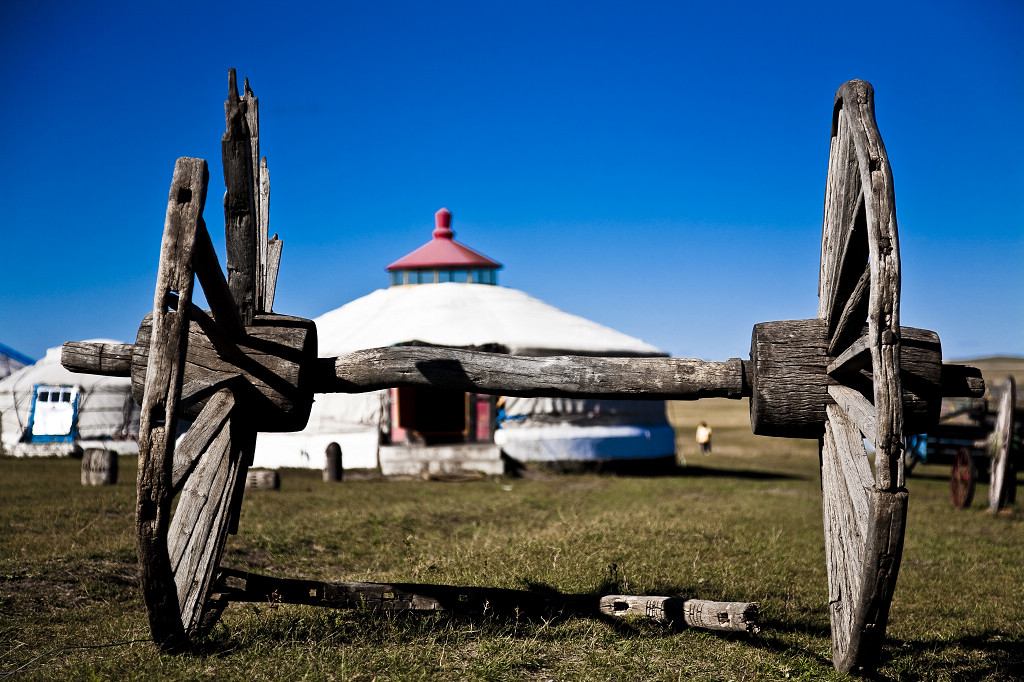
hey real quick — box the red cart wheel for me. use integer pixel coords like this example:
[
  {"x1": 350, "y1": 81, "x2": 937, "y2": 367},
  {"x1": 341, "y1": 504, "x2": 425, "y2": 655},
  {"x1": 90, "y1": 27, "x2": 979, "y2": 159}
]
[{"x1": 950, "y1": 447, "x2": 976, "y2": 509}]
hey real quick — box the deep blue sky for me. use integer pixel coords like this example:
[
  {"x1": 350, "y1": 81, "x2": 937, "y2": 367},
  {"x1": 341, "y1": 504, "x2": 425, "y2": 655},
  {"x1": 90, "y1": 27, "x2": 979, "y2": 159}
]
[{"x1": 2, "y1": 1, "x2": 1021, "y2": 363}]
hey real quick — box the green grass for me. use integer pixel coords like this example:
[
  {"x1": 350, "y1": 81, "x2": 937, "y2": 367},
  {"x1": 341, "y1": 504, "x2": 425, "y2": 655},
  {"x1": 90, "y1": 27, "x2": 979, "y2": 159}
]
[{"x1": 2, "y1": 401, "x2": 1021, "y2": 680}]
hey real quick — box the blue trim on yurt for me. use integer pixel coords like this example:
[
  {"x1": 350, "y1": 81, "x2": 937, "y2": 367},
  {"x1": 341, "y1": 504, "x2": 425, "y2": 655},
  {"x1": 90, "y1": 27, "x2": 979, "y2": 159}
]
[
  {"x1": 26, "y1": 384, "x2": 80, "y2": 443},
  {"x1": 0, "y1": 343, "x2": 35, "y2": 367}
]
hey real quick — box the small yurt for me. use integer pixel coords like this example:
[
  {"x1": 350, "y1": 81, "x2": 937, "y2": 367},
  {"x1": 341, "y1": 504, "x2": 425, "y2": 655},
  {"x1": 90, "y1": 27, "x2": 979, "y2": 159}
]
[
  {"x1": 0, "y1": 343, "x2": 33, "y2": 379},
  {"x1": 0, "y1": 341, "x2": 140, "y2": 456},
  {"x1": 253, "y1": 209, "x2": 675, "y2": 475}
]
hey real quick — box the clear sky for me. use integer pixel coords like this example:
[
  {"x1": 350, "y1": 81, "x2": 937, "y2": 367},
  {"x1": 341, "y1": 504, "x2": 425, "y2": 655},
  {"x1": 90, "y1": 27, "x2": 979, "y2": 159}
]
[{"x1": 1, "y1": 1, "x2": 1021, "y2": 364}]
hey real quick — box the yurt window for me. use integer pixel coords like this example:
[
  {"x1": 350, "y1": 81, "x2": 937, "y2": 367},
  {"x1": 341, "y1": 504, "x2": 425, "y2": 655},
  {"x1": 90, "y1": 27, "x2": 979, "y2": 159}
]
[{"x1": 471, "y1": 269, "x2": 496, "y2": 284}]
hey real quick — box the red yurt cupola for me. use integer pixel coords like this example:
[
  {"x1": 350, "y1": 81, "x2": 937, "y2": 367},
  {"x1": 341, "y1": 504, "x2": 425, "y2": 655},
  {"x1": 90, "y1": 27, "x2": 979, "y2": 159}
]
[{"x1": 386, "y1": 208, "x2": 501, "y2": 286}]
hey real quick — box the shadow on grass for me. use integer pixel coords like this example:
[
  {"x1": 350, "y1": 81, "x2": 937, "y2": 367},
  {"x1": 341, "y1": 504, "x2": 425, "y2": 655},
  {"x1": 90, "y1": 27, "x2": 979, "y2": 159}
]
[
  {"x1": 670, "y1": 465, "x2": 807, "y2": 481},
  {"x1": 739, "y1": 614, "x2": 1024, "y2": 680},
  {"x1": 869, "y1": 632, "x2": 1024, "y2": 681},
  {"x1": 513, "y1": 457, "x2": 806, "y2": 481},
  {"x1": 187, "y1": 576, "x2": 1023, "y2": 680}
]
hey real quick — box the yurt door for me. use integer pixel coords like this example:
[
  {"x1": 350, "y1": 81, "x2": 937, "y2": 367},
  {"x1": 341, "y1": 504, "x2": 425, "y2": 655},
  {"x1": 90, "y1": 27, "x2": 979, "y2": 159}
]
[{"x1": 28, "y1": 384, "x2": 79, "y2": 442}]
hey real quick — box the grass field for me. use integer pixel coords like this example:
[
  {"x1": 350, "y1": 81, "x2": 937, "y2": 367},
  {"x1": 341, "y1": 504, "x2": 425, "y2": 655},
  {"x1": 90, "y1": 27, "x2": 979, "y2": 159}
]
[{"x1": 1, "y1": 397, "x2": 1022, "y2": 680}]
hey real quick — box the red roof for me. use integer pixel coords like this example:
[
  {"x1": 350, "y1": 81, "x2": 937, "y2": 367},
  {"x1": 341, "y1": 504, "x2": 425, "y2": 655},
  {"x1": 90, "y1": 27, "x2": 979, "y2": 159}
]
[{"x1": 385, "y1": 208, "x2": 501, "y2": 271}]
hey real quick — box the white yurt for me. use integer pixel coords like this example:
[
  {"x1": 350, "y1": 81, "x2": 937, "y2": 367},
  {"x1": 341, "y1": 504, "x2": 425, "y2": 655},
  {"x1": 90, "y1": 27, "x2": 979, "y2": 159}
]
[
  {"x1": 0, "y1": 343, "x2": 33, "y2": 379},
  {"x1": 253, "y1": 209, "x2": 675, "y2": 475},
  {"x1": 0, "y1": 341, "x2": 140, "y2": 456}
]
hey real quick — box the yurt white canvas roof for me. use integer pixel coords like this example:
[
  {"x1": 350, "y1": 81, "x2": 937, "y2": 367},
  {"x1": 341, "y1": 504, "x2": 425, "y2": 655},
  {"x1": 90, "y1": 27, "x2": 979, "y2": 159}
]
[
  {"x1": 253, "y1": 284, "x2": 673, "y2": 471},
  {"x1": 315, "y1": 283, "x2": 666, "y2": 357},
  {"x1": 0, "y1": 341, "x2": 140, "y2": 454}
]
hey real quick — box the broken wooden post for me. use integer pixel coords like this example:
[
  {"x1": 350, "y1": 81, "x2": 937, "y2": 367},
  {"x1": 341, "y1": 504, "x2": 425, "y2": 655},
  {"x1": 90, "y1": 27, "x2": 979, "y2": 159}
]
[{"x1": 599, "y1": 595, "x2": 760, "y2": 633}]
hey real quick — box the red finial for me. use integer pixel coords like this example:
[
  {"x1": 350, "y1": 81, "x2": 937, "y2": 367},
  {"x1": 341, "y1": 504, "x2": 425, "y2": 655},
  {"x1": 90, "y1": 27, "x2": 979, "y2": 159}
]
[{"x1": 433, "y1": 207, "x2": 453, "y2": 239}]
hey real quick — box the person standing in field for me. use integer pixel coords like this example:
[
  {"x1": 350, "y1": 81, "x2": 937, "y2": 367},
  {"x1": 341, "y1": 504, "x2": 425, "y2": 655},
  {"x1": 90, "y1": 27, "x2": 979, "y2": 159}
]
[{"x1": 696, "y1": 421, "x2": 712, "y2": 455}]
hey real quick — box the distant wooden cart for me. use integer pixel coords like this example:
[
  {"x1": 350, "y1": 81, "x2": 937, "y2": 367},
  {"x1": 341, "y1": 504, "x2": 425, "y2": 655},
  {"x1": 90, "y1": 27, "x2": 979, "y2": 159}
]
[
  {"x1": 906, "y1": 376, "x2": 1018, "y2": 510},
  {"x1": 62, "y1": 73, "x2": 984, "y2": 674}
]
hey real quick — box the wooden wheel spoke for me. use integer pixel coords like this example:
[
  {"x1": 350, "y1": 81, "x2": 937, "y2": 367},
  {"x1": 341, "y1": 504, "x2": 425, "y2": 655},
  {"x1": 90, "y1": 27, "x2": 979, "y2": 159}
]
[
  {"x1": 828, "y1": 263, "x2": 871, "y2": 357},
  {"x1": 819, "y1": 100, "x2": 869, "y2": 334},
  {"x1": 988, "y1": 377, "x2": 1016, "y2": 512},
  {"x1": 180, "y1": 375, "x2": 242, "y2": 412},
  {"x1": 820, "y1": 420, "x2": 864, "y2": 657},
  {"x1": 825, "y1": 405, "x2": 874, "y2": 534},
  {"x1": 827, "y1": 333, "x2": 871, "y2": 377},
  {"x1": 167, "y1": 407, "x2": 251, "y2": 633},
  {"x1": 193, "y1": 224, "x2": 246, "y2": 340},
  {"x1": 172, "y1": 389, "x2": 236, "y2": 492},
  {"x1": 828, "y1": 384, "x2": 878, "y2": 445}
]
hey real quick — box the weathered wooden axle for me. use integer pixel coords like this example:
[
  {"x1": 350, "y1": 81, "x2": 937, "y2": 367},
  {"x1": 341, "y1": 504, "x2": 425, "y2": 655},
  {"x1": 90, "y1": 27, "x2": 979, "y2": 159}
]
[
  {"x1": 60, "y1": 73, "x2": 983, "y2": 674},
  {"x1": 63, "y1": 319, "x2": 981, "y2": 438}
]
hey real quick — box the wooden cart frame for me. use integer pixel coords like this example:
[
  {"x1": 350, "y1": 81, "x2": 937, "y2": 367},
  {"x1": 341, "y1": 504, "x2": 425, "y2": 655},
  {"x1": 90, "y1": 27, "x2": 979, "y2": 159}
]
[{"x1": 62, "y1": 72, "x2": 984, "y2": 673}]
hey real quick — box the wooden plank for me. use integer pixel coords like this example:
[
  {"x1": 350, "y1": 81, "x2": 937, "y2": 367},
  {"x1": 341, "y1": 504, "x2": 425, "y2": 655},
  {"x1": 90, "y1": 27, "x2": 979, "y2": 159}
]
[
  {"x1": 136, "y1": 156, "x2": 209, "y2": 652},
  {"x1": 222, "y1": 68, "x2": 257, "y2": 324},
  {"x1": 241, "y1": 79, "x2": 266, "y2": 312},
  {"x1": 216, "y1": 569, "x2": 591, "y2": 616},
  {"x1": 171, "y1": 389, "x2": 235, "y2": 491},
  {"x1": 210, "y1": 569, "x2": 759, "y2": 634},
  {"x1": 828, "y1": 384, "x2": 878, "y2": 445},
  {"x1": 257, "y1": 159, "x2": 272, "y2": 311},
  {"x1": 318, "y1": 348, "x2": 749, "y2": 400},
  {"x1": 264, "y1": 235, "x2": 282, "y2": 312}
]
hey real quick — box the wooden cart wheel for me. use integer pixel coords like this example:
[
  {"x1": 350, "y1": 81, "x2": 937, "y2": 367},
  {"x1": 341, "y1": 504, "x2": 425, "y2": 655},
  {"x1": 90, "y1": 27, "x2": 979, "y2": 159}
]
[
  {"x1": 988, "y1": 376, "x2": 1016, "y2": 512},
  {"x1": 817, "y1": 80, "x2": 906, "y2": 673},
  {"x1": 950, "y1": 447, "x2": 976, "y2": 509},
  {"x1": 136, "y1": 72, "x2": 276, "y2": 651}
]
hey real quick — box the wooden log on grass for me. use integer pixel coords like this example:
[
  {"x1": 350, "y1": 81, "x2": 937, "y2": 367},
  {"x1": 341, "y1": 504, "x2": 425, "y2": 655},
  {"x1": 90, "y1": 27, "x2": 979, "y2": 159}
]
[
  {"x1": 599, "y1": 595, "x2": 760, "y2": 633},
  {"x1": 81, "y1": 448, "x2": 118, "y2": 486},
  {"x1": 246, "y1": 470, "x2": 280, "y2": 490}
]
